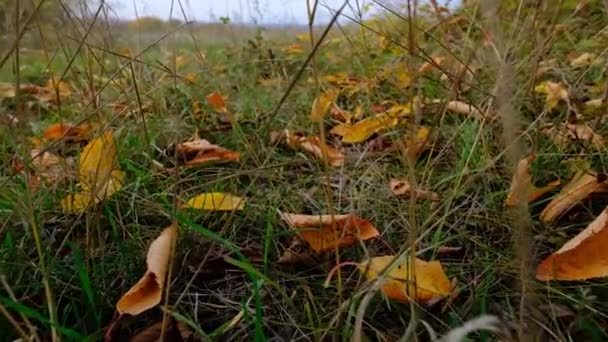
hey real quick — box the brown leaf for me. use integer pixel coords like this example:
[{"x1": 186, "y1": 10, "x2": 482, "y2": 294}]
[
  {"x1": 403, "y1": 126, "x2": 431, "y2": 160},
  {"x1": 442, "y1": 100, "x2": 485, "y2": 120},
  {"x1": 540, "y1": 170, "x2": 608, "y2": 223},
  {"x1": 543, "y1": 123, "x2": 605, "y2": 150},
  {"x1": 30, "y1": 149, "x2": 73, "y2": 185},
  {"x1": 275, "y1": 130, "x2": 344, "y2": 167},
  {"x1": 176, "y1": 139, "x2": 240, "y2": 167},
  {"x1": 537, "y1": 206, "x2": 608, "y2": 281},
  {"x1": 116, "y1": 223, "x2": 178, "y2": 315},
  {"x1": 280, "y1": 213, "x2": 379, "y2": 253},
  {"x1": 277, "y1": 238, "x2": 320, "y2": 267},
  {"x1": 505, "y1": 154, "x2": 560, "y2": 207},
  {"x1": 389, "y1": 179, "x2": 439, "y2": 202}
]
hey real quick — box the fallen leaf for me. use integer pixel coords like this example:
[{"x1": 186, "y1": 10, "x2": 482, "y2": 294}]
[
  {"x1": 43, "y1": 122, "x2": 92, "y2": 142},
  {"x1": 176, "y1": 138, "x2": 240, "y2": 168},
  {"x1": 403, "y1": 126, "x2": 431, "y2": 160},
  {"x1": 543, "y1": 123, "x2": 605, "y2": 150},
  {"x1": 357, "y1": 255, "x2": 453, "y2": 304},
  {"x1": 277, "y1": 238, "x2": 321, "y2": 267},
  {"x1": 184, "y1": 192, "x2": 245, "y2": 211},
  {"x1": 29, "y1": 149, "x2": 72, "y2": 185},
  {"x1": 418, "y1": 56, "x2": 446, "y2": 73},
  {"x1": 535, "y1": 81, "x2": 568, "y2": 110},
  {"x1": 206, "y1": 91, "x2": 228, "y2": 113},
  {"x1": 440, "y1": 100, "x2": 485, "y2": 120},
  {"x1": 61, "y1": 132, "x2": 124, "y2": 212},
  {"x1": 505, "y1": 155, "x2": 561, "y2": 207},
  {"x1": 540, "y1": 170, "x2": 608, "y2": 223},
  {"x1": 116, "y1": 223, "x2": 178, "y2": 315},
  {"x1": 339, "y1": 115, "x2": 399, "y2": 144},
  {"x1": 389, "y1": 178, "x2": 439, "y2": 201},
  {"x1": 280, "y1": 213, "x2": 379, "y2": 253},
  {"x1": 585, "y1": 98, "x2": 603, "y2": 109},
  {"x1": 570, "y1": 52, "x2": 596, "y2": 68},
  {"x1": 284, "y1": 43, "x2": 304, "y2": 54},
  {"x1": 310, "y1": 89, "x2": 339, "y2": 122},
  {"x1": 537, "y1": 206, "x2": 608, "y2": 281},
  {"x1": 274, "y1": 130, "x2": 344, "y2": 167}
]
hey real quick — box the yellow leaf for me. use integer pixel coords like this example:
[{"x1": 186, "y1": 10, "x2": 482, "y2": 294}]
[
  {"x1": 357, "y1": 255, "x2": 453, "y2": 304},
  {"x1": 280, "y1": 213, "x2": 379, "y2": 253},
  {"x1": 117, "y1": 223, "x2": 178, "y2": 315},
  {"x1": 570, "y1": 52, "x2": 596, "y2": 68},
  {"x1": 534, "y1": 81, "x2": 568, "y2": 110},
  {"x1": 61, "y1": 132, "x2": 124, "y2": 213},
  {"x1": 340, "y1": 115, "x2": 398, "y2": 144},
  {"x1": 537, "y1": 206, "x2": 608, "y2": 281},
  {"x1": 60, "y1": 192, "x2": 95, "y2": 212},
  {"x1": 79, "y1": 132, "x2": 117, "y2": 191},
  {"x1": 310, "y1": 89, "x2": 339, "y2": 122},
  {"x1": 184, "y1": 192, "x2": 245, "y2": 211}
]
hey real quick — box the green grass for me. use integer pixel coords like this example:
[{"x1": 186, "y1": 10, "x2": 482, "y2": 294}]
[{"x1": 4, "y1": 1, "x2": 608, "y2": 341}]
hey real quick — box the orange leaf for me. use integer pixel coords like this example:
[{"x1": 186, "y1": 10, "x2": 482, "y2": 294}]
[
  {"x1": 43, "y1": 123, "x2": 92, "y2": 142},
  {"x1": 540, "y1": 170, "x2": 608, "y2": 223},
  {"x1": 357, "y1": 255, "x2": 453, "y2": 304},
  {"x1": 275, "y1": 130, "x2": 344, "y2": 167},
  {"x1": 116, "y1": 223, "x2": 177, "y2": 315},
  {"x1": 280, "y1": 213, "x2": 379, "y2": 253},
  {"x1": 505, "y1": 155, "x2": 560, "y2": 207},
  {"x1": 537, "y1": 206, "x2": 608, "y2": 281},
  {"x1": 206, "y1": 91, "x2": 227, "y2": 113},
  {"x1": 176, "y1": 139, "x2": 240, "y2": 168}
]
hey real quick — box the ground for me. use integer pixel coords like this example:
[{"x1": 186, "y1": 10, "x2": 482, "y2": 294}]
[{"x1": 2, "y1": 1, "x2": 608, "y2": 341}]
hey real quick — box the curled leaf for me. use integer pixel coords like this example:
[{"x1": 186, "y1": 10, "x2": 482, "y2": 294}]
[
  {"x1": 116, "y1": 223, "x2": 178, "y2": 315},
  {"x1": 184, "y1": 192, "x2": 245, "y2": 211},
  {"x1": 390, "y1": 179, "x2": 439, "y2": 201},
  {"x1": 543, "y1": 123, "x2": 605, "y2": 150},
  {"x1": 280, "y1": 213, "x2": 379, "y2": 253},
  {"x1": 357, "y1": 255, "x2": 453, "y2": 304},
  {"x1": 534, "y1": 81, "x2": 568, "y2": 110},
  {"x1": 540, "y1": 170, "x2": 608, "y2": 223},
  {"x1": 176, "y1": 138, "x2": 241, "y2": 168},
  {"x1": 537, "y1": 206, "x2": 608, "y2": 281},
  {"x1": 273, "y1": 130, "x2": 344, "y2": 167},
  {"x1": 505, "y1": 155, "x2": 560, "y2": 207},
  {"x1": 570, "y1": 52, "x2": 596, "y2": 68},
  {"x1": 61, "y1": 132, "x2": 124, "y2": 212},
  {"x1": 441, "y1": 100, "x2": 485, "y2": 120}
]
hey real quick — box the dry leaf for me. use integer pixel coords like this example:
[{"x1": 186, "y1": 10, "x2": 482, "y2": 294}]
[
  {"x1": 206, "y1": 92, "x2": 227, "y2": 113},
  {"x1": 570, "y1": 53, "x2": 596, "y2": 68},
  {"x1": 310, "y1": 89, "x2": 339, "y2": 122},
  {"x1": 184, "y1": 192, "x2": 245, "y2": 211},
  {"x1": 505, "y1": 155, "x2": 560, "y2": 207},
  {"x1": 61, "y1": 132, "x2": 124, "y2": 212},
  {"x1": 585, "y1": 98, "x2": 603, "y2": 109},
  {"x1": 357, "y1": 255, "x2": 453, "y2": 304},
  {"x1": 418, "y1": 56, "x2": 446, "y2": 73},
  {"x1": 404, "y1": 126, "x2": 431, "y2": 160},
  {"x1": 543, "y1": 123, "x2": 604, "y2": 150},
  {"x1": 441, "y1": 100, "x2": 485, "y2": 120},
  {"x1": 540, "y1": 170, "x2": 608, "y2": 223},
  {"x1": 284, "y1": 43, "x2": 304, "y2": 54},
  {"x1": 537, "y1": 206, "x2": 608, "y2": 281},
  {"x1": 116, "y1": 223, "x2": 178, "y2": 315},
  {"x1": 339, "y1": 115, "x2": 399, "y2": 144},
  {"x1": 280, "y1": 213, "x2": 379, "y2": 253},
  {"x1": 43, "y1": 122, "x2": 91, "y2": 142},
  {"x1": 390, "y1": 179, "x2": 439, "y2": 201},
  {"x1": 176, "y1": 139, "x2": 240, "y2": 168},
  {"x1": 535, "y1": 81, "x2": 568, "y2": 110},
  {"x1": 275, "y1": 130, "x2": 344, "y2": 167},
  {"x1": 30, "y1": 149, "x2": 72, "y2": 185}
]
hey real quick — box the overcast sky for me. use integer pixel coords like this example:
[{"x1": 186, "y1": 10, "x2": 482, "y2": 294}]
[{"x1": 107, "y1": 0, "x2": 375, "y2": 24}]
